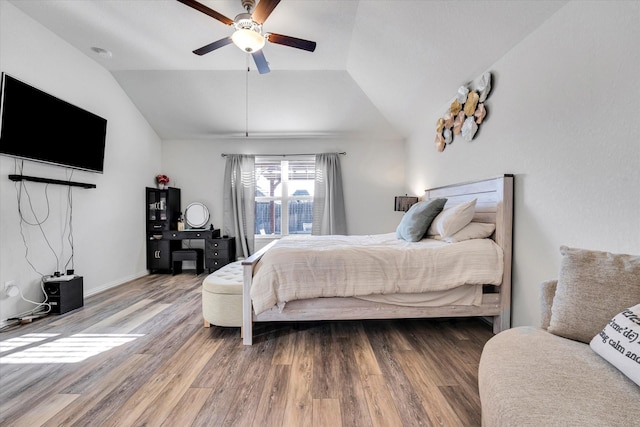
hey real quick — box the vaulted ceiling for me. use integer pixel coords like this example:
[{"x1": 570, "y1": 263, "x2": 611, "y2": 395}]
[{"x1": 9, "y1": 0, "x2": 567, "y2": 140}]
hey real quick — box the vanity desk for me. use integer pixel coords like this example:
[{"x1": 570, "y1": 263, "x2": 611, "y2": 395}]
[{"x1": 163, "y1": 229, "x2": 235, "y2": 273}]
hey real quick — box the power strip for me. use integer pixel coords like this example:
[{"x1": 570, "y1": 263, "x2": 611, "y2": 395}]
[
  {"x1": 43, "y1": 274, "x2": 77, "y2": 282},
  {"x1": 6, "y1": 312, "x2": 48, "y2": 323}
]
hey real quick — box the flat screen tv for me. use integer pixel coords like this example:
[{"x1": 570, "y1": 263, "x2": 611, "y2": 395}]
[{"x1": 0, "y1": 73, "x2": 107, "y2": 173}]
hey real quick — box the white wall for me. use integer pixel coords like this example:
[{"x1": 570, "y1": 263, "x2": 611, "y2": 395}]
[
  {"x1": 0, "y1": 2, "x2": 162, "y2": 323},
  {"x1": 405, "y1": 1, "x2": 640, "y2": 327},
  {"x1": 161, "y1": 135, "x2": 407, "y2": 247}
]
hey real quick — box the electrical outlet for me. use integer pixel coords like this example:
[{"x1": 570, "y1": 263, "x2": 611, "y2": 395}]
[{"x1": 4, "y1": 280, "x2": 20, "y2": 298}]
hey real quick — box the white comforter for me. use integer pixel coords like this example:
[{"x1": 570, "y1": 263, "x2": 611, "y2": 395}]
[{"x1": 250, "y1": 233, "x2": 504, "y2": 315}]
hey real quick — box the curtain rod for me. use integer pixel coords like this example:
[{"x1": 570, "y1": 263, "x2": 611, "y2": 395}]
[{"x1": 221, "y1": 152, "x2": 346, "y2": 158}]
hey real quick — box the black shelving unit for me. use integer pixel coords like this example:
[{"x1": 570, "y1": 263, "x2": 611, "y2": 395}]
[
  {"x1": 9, "y1": 174, "x2": 96, "y2": 189},
  {"x1": 146, "y1": 187, "x2": 181, "y2": 272}
]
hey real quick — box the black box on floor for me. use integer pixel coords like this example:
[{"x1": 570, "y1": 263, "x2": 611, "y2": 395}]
[{"x1": 43, "y1": 276, "x2": 84, "y2": 314}]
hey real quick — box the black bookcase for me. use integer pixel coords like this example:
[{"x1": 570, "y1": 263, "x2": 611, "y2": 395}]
[{"x1": 146, "y1": 187, "x2": 181, "y2": 272}]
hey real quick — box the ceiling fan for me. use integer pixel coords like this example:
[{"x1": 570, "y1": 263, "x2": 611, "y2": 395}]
[{"x1": 177, "y1": 0, "x2": 317, "y2": 74}]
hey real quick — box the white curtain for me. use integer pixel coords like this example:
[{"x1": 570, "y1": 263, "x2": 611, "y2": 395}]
[
  {"x1": 312, "y1": 153, "x2": 347, "y2": 235},
  {"x1": 223, "y1": 155, "x2": 255, "y2": 258}
]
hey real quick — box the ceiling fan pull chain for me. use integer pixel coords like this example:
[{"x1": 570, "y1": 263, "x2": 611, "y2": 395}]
[{"x1": 246, "y1": 56, "x2": 250, "y2": 138}]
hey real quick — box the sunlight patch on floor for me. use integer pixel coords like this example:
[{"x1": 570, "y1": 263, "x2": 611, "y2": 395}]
[
  {"x1": 0, "y1": 333, "x2": 144, "y2": 364},
  {"x1": 0, "y1": 333, "x2": 60, "y2": 353}
]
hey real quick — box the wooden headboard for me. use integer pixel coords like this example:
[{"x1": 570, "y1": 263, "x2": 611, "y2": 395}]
[{"x1": 424, "y1": 174, "x2": 514, "y2": 330}]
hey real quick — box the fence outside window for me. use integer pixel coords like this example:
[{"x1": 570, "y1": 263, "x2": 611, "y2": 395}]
[{"x1": 255, "y1": 156, "x2": 315, "y2": 236}]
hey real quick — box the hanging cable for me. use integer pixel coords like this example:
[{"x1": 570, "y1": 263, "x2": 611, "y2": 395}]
[
  {"x1": 246, "y1": 54, "x2": 250, "y2": 138},
  {"x1": 14, "y1": 160, "x2": 57, "y2": 276},
  {"x1": 63, "y1": 169, "x2": 75, "y2": 273}
]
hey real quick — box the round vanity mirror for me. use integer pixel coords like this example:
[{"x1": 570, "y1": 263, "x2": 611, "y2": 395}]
[{"x1": 184, "y1": 202, "x2": 209, "y2": 229}]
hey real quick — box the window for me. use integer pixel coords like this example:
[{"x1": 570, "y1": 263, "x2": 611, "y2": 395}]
[{"x1": 255, "y1": 156, "x2": 315, "y2": 237}]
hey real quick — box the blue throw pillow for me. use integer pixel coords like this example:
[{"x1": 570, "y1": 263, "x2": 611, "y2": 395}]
[{"x1": 396, "y1": 198, "x2": 447, "y2": 242}]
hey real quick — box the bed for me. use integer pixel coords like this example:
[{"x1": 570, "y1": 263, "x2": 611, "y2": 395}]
[{"x1": 241, "y1": 174, "x2": 513, "y2": 345}]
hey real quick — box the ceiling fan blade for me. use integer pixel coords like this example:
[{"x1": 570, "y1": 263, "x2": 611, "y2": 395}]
[
  {"x1": 267, "y1": 33, "x2": 316, "y2": 52},
  {"x1": 193, "y1": 36, "x2": 233, "y2": 55},
  {"x1": 252, "y1": 0, "x2": 280, "y2": 25},
  {"x1": 252, "y1": 50, "x2": 270, "y2": 74},
  {"x1": 177, "y1": 0, "x2": 234, "y2": 26}
]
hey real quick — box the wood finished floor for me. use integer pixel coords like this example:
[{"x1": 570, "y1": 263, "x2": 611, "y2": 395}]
[{"x1": 0, "y1": 272, "x2": 494, "y2": 427}]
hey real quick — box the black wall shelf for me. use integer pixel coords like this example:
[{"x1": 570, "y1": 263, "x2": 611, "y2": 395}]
[{"x1": 8, "y1": 174, "x2": 96, "y2": 189}]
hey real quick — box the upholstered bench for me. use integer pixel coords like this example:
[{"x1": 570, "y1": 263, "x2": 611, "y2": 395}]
[{"x1": 202, "y1": 261, "x2": 243, "y2": 328}]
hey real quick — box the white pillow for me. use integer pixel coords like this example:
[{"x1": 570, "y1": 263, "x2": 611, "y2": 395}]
[
  {"x1": 589, "y1": 303, "x2": 640, "y2": 387},
  {"x1": 436, "y1": 222, "x2": 495, "y2": 243},
  {"x1": 427, "y1": 198, "x2": 477, "y2": 238}
]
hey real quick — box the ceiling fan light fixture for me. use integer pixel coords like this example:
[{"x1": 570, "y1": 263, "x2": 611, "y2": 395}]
[{"x1": 232, "y1": 28, "x2": 265, "y2": 52}]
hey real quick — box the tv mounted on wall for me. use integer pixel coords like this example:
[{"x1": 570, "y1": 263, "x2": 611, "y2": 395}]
[{"x1": 0, "y1": 73, "x2": 107, "y2": 173}]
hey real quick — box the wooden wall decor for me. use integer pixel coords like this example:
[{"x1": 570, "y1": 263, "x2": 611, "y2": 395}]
[{"x1": 435, "y1": 72, "x2": 492, "y2": 152}]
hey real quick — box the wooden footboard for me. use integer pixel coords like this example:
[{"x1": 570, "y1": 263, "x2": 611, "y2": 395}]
[
  {"x1": 242, "y1": 174, "x2": 513, "y2": 345},
  {"x1": 242, "y1": 241, "x2": 276, "y2": 345}
]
